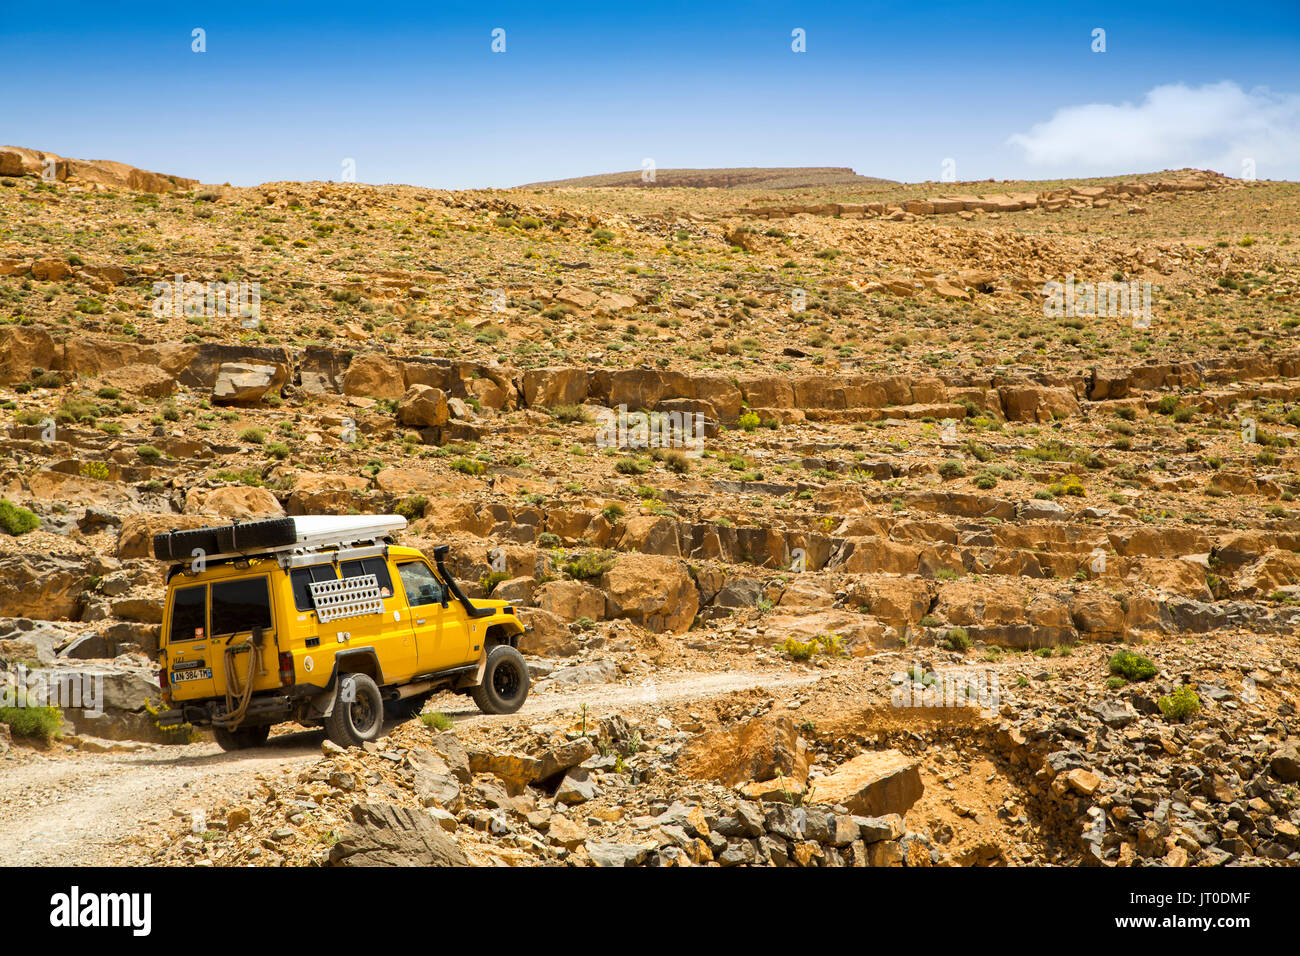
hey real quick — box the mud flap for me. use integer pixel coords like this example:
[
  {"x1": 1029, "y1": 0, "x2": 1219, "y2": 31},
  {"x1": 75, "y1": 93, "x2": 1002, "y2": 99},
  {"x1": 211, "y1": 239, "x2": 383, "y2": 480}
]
[
  {"x1": 454, "y1": 653, "x2": 488, "y2": 691},
  {"x1": 306, "y1": 688, "x2": 335, "y2": 719}
]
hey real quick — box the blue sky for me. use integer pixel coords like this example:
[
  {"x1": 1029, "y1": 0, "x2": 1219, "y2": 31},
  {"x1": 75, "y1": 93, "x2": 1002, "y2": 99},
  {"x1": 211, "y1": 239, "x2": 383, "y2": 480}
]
[{"x1": 3, "y1": 1, "x2": 1298, "y2": 187}]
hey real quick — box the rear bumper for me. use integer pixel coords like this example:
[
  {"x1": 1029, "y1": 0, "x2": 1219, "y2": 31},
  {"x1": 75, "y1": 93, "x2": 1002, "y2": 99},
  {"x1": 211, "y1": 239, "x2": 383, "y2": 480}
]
[{"x1": 163, "y1": 694, "x2": 296, "y2": 728}]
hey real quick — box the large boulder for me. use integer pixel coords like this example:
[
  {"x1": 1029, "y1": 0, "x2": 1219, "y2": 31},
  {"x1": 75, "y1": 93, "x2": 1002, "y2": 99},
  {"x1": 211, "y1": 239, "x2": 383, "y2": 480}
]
[
  {"x1": 342, "y1": 353, "x2": 406, "y2": 401},
  {"x1": 329, "y1": 802, "x2": 468, "y2": 867},
  {"x1": 0, "y1": 327, "x2": 57, "y2": 385},
  {"x1": 98, "y1": 363, "x2": 175, "y2": 399},
  {"x1": 183, "y1": 486, "x2": 285, "y2": 519},
  {"x1": 0, "y1": 555, "x2": 89, "y2": 621},
  {"x1": 677, "y1": 715, "x2": 810, "y2": 787},
  {"x1": 0, "y1": 148, "x2": 23, "y2": 176},
  {"x1": 812, "y1": 750, "x2": 924, "y2": 817},
  {"x1": 998, "y1": 386, "x2": 1079, "y2": 423},
  {"x1": 533, "y1": 580, "x2": 605, "y2": 623},
  {"x1": 522, "y1": 367, "x2": 589, "y2": 408},
  {"x1": 175, "y1": 343, "x2": 290, "y2": 389},
  {"x1": 516, "y1": 608, "x2": 578, "y2": 656},
  {"x1": 396, "y1": 385, "x2": 450, "y2": 428},
  {"x1": 212, "y1": 362, "x2": 282, "y2": 405},
  {"x1": 617, "y1": 515, "x2": 683, "y2": 557},
  {"x1": 601, "y1": 553, "x2": 698, "y2": 634}
]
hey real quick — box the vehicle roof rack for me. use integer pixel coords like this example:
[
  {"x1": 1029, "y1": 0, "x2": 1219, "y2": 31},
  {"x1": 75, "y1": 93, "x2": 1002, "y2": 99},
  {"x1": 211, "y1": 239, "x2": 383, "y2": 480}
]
[{"x1": 155, "y1": 515, "x2": 408, "y2": 568}]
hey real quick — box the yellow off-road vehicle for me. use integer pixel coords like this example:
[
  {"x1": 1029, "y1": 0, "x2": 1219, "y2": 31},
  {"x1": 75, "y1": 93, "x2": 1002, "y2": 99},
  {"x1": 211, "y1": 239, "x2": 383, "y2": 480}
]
[{"x1": 153, "y1": 515, "x2": 529, "y2": 751}]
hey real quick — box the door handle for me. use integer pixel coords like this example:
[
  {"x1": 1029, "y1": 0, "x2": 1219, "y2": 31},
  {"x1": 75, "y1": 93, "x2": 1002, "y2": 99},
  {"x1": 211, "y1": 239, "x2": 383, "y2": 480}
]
[{"x1": 416, "y1": 618, "x2": 426, "y2": 625}]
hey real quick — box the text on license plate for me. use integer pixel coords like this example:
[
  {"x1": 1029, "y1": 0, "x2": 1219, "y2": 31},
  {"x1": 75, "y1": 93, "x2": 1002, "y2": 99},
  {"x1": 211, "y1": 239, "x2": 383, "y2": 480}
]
[{"x1": 171, "y1": 668, "x2": 213, "y2": 683}]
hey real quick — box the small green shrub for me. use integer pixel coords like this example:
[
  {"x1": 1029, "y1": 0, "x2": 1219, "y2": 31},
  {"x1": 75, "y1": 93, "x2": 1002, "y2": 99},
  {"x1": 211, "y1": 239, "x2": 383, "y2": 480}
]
[
  {"x1": 615, "y1": 457, "x2": 648, "y2": 475},
  {"x1": 0, "y1": 693, "x2": 62, "y2": 742},
  {"x1": 563, "y1": 550, "x2": 615, "y2": 580},
  {"x1": 942, "y1": 627, "x2": 971, "y2": 652},
  {"x1": 0, "y1": 499, "x2": 40, "y2": 536},
  {"x1": 450, "y1": 457, "x2": 487, "y2": 475},
  {"x1": 480, "y1": 570, "x2": 510, "y2": 595},
  {"x1": 549, "y1": 404, "x2": 589, "y2": 424},
  {"x1": 1157, "y1": 685, "x2": 1201, "y2": 722},
  {"x1": 420, "y1": 711, "x2": 454, "y2": 731},
  {"x1": 1108, "y1": 649, "x2": 1157, "y2": 682},
  {"x1": 394, "y1": 495, "x2": 427, "y2": 521}
]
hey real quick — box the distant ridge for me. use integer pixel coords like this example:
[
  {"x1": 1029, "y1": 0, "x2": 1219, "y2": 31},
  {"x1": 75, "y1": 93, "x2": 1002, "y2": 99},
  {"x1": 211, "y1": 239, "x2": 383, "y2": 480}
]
[{"x1": 519, "y1": 167, "x2": 899, "y2": 190}]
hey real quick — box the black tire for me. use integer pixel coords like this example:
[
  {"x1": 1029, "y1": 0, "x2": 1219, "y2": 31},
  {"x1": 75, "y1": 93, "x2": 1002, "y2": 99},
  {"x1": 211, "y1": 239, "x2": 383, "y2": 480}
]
[
  {"x1": 325, "y1": 673, "x2": 384, "y2": 747},
  {"x1": 153, "y1": 526, "x2": 222, "y2": 561},
  {"x1": 384, "y1": 692, "x2": 431, "y2": 722},
  {"x1": 471, "y1": 646, "x2": 530, "y2": 715},
  {"x1": 216, "y1": 517, "x2": 296, "y2": 553},
  {"x1": 213, "y1": 724, "x2": 271, "y2": 751}
]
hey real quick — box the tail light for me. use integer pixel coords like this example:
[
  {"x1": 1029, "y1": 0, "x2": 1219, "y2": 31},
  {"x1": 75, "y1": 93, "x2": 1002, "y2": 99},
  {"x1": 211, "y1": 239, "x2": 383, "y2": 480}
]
[
  {"x1": 158, "y1": 666, "x2": 169, "y2": 691},
  {"x1": 279, "y1": 652, "x2": 295, "y2": 686}
]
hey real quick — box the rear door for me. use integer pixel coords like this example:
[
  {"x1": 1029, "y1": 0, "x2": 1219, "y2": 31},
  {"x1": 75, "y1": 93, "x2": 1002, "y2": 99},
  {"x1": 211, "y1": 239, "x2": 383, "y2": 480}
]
[
  {"x1": 394, "y1": 559, "x2": 470, "y2": 673},
  {"x1": 164, "y1": 582, "x2": 217, "y2": 700},
  {"x1": 208, "y1": 575, "x2": 281, "y2": 695},
  {"x1": 338, "y1": 556, "x2": 416, "y2": 682}
]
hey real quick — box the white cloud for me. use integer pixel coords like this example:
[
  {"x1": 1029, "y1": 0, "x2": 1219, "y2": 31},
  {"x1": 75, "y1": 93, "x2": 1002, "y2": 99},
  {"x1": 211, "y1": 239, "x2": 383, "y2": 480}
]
[{"x1": 1008, "y1": 82, "x2": 1300, "y2": 179}]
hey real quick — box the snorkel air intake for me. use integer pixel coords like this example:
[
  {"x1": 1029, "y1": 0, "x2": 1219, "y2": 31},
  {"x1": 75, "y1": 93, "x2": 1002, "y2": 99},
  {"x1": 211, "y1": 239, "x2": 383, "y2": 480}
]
[{"x1": 433, "y1": 545, "x2": 494, "y2": 618}]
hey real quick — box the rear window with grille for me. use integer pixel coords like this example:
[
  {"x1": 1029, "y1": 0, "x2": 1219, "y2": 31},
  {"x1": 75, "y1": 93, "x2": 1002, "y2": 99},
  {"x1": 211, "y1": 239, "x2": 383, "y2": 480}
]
[
  {"x1": 290, "y1": 563, "x2": 337, "y2": 612},
  {"x1": 340, "y1": 557, "x2": 394, "y2": 597}
]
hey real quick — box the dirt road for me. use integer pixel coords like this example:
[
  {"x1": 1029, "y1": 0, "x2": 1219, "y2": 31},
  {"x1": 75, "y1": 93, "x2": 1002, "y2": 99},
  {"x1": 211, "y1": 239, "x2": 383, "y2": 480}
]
[{"x1": 0, "y1": 667, "x2": 820, "y2": 866}]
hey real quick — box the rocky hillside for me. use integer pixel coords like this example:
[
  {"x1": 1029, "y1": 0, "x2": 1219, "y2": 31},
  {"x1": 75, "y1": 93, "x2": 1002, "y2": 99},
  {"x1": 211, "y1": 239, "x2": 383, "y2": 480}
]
[
  {"x1": 0, "y1": 146, "x2": 197, "y2": 194},
  {"x1": 520, "y1": 167, "x2": 898, "y2": 190},
  {"x1": 1, "y1": 149, "x2": 1299, "y2": 867}
]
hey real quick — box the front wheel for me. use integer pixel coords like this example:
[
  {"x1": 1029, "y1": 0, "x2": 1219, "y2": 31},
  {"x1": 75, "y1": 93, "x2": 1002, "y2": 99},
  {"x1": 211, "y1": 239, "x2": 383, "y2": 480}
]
[
  {"x1": 213, "y1": 724, "x2": 271, "y2": 751},
  {"x1": 471, "y1": 645, "x2": 530, "y2": 715},
  {"x1": 325, "y1": 673, "x2": 384, "y2": 747}
]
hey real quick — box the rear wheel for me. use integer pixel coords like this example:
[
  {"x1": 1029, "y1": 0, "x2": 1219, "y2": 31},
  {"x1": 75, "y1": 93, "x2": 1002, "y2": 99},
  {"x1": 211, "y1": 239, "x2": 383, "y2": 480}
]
[
  {"x1": 213, "y1": 724, "x2": 271, "y2": 751},
  {"x1": 325, "y1": 673, "x2": 384, "y2": 747},
  {"x1": 471, "y1": 646, "x2": 530, "y2": 715}
]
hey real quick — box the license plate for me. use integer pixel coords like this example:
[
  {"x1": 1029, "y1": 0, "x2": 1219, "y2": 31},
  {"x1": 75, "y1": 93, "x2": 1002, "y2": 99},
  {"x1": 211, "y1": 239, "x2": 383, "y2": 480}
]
[{"x1": 171, "y1": 668, "x2": 213, "y2": 683}]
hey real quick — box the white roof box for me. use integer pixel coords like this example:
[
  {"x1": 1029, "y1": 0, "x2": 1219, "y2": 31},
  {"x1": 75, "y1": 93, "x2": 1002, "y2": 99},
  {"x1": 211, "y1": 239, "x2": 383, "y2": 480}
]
[{"x1": 289, "y1": 514, "x2": 407, "y2": 549}]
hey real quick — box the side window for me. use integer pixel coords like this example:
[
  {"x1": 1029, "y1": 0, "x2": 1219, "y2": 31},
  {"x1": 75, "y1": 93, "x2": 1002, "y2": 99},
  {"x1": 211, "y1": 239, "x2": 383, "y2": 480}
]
[
  {"x1": 211, "y1": 576, "x2": 273, "y2": 637},
  {"x1": 397, "y1": 561, "x2": 447, "y2": 607},
  {"x1": 340, "y1": 557, "x2": 394, "y2": 598},
  {"x1": 169, "y1": 584, "x2": 207, "y2": 643},
  {"x1": 291, "y1": 564, "x2": 338, "y2": 612}
]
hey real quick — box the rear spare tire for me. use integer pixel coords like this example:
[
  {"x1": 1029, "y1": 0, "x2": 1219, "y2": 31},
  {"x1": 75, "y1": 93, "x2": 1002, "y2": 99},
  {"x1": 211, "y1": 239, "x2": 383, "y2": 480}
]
[
  {"x1": 325, "y1": 673, "x2": 384, "y2": 747},
  {"x1": 215, "y1": 516, "x2": 297, "y2": 553},
  {"x1": 153, "y1": 526, "x2": 223, "y2": 562},
  {"x1": 471, "y1": 645, "x2": 530, "y2": 715}
]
